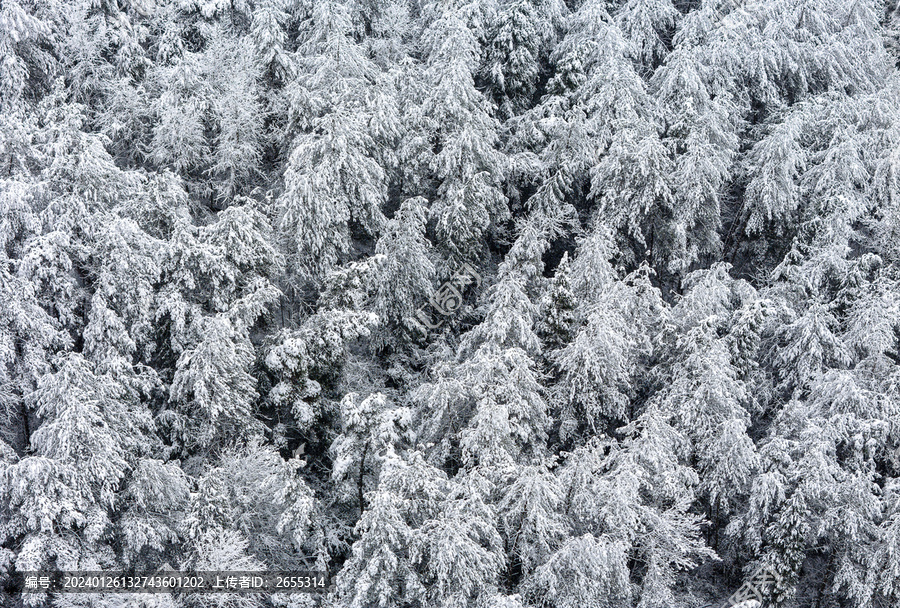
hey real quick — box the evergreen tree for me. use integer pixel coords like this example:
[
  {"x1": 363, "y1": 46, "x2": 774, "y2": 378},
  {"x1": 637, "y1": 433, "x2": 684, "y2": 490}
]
[
  {"x1": 537, "y1": 251, "x2": 577, "y2": 352},
  {"x1": 168, "y1": 315, "x2": 263, "y2": 452},
  {"x1": 615, "y1": 0, "x2": 679, "y2": 71},
  {"x1": 2, "y1": 353, "x2": 155, "y2": 572},
  {"x1": 184, "y1": 441, "x2": 314, "y2": 569},
  {"x1": 372, "y1": 197, "x2": 436, "y2": 349},
  {"x1": 331, "y1": 392, "x2": 412, "y2": 516},
  {"x1": 0, "y1": 0, "x2": 52, "y2": 111},
  {"x1": 497, "y1": 463, "x2": 567, "y2": 576},
  {"x1": 419, "y1": 0, "x2": 511, "y2": 263},
  {"x1": 277, "y1": 0, "x2": 393, "y2": 282},
  {"x1": 5, "y1": 2, "x2": 900, "y2": 606},
  {"x1": 333, "y1": 450, "x2": 445, "y2": 608},
  {"x1": 414, "y1": 473, "x2": 506, "y2": 608},
  {"x1": 417, "y1": 216, "x2": 550, "y2": 470},
  {"x1": 484, "y1": 0, "x2": 553, "y2": 117},
  {"x1": 552, "y1": 228, "x2": 663, "y2": 432},
  {"x1": 251, "y1": 0, "x2": 293, "y2": 83}
]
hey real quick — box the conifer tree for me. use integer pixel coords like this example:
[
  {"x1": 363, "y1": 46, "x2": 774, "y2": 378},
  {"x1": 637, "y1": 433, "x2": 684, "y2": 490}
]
[
  {"x1": 2, "y1": 353, "x2": 155, "y2": 572},
  {"x1": 277, "y1": 0, "x2": 393, "y2": 282},
  {"x1": 5, "y1": 2, "x2": 900, "y2": 606},
  {"x1": 419, "y1": 0, "x2": 511, "y2": 263},
  {"x1": 168, "y1": 315, "x2": 263, "y2": 451},
  {"x1": 417, "y1": 216, "x2": 550, "y2": 470},
  {"x1": 333, "y1": 450, "x2": 445, "y2": 608},
  {"x1": 484, "y1": 0, "x2": 550, "y2": 117},
  {"x1": 372, "y1": 197, "x2": 436, "y2": 349}
]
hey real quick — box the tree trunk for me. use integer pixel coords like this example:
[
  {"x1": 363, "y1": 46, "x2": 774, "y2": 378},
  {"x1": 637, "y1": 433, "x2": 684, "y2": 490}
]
[{"x1": 358, "y1": 441, "x2": 370, "y2": 518}]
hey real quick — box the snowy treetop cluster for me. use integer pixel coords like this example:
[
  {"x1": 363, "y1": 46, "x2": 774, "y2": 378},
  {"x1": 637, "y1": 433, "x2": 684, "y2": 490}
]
[{"x1": 3, "y1": 0, "x2": 900, "y2": 607}]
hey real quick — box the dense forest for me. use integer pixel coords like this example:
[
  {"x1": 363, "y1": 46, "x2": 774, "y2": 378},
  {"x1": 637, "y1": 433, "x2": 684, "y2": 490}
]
[{"x1": 3, "y1": 0, "x2": 900, "y2": 606}]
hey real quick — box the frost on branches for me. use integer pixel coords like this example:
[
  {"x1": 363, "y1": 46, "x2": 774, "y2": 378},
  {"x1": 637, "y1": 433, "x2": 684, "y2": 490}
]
[{"x1": 4, "y1": 1, "x2": 900, "y2": 608}]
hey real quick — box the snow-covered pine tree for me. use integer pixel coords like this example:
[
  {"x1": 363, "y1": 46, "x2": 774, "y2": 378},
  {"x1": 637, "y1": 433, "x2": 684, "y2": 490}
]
[
  {"x1": 251, "y1": 0, "x2": 293, "y2": 84},
  {"x1": 484, "y1": 0, "x2": 554, "y2": 118},
  {"x1": 2, "y1": 353, "x2": 155, "y2": 573},
  {"x1": 333, "y1": 449, "x2": 445, "y2": 608},
  {"x1": 872, "y1": 478, "x2": 900, "y2": 606},
  {"x1": 0, "y1": 0, "x2": 52, "y2": 111},
  {"x1": 497, "y1": 463, "x2": 567, "y2": 576},
  {"x1": 416, "y1": 214, "x2": 550, "y2": 471},
  {"x1": 615, "y1": 0, "x2": 679, "y2": 72},
  {"x1": 652, "y1": 265, "x2": 762, "y2": 537},
  {"x1": 277, "y1": 0, "x2": 394, "y2": 282},
  {"x1": 371, "y1": 197, "x2": 436, "y2": 350},
  {"x1": 418, "y1": 0, "x2": 511, "y2": 264},
  {"x1": 331, "y1": 392, "x2": 412, "y2": 516},
  {"x1": 538, "y1": 409, "x2": 714, "y2": 608},
  {"x1": 168, "y1": 314, "x2": 264, "y2": 451},
  {"x1": 413, "y1": 471, "x2": 506, "y2": 608},
  {"x1": 551, "y1": 227, "x2": 663, "y2": 433},
  {"x1": 537, "y1": 251, "x2": 577, "y2": 353},
  {"x1": 183, "y1": 441, "x2": 314, "y2": 569},
  {"x1": 650, "y1": 10, "x2": 741, "y2": 271}
]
